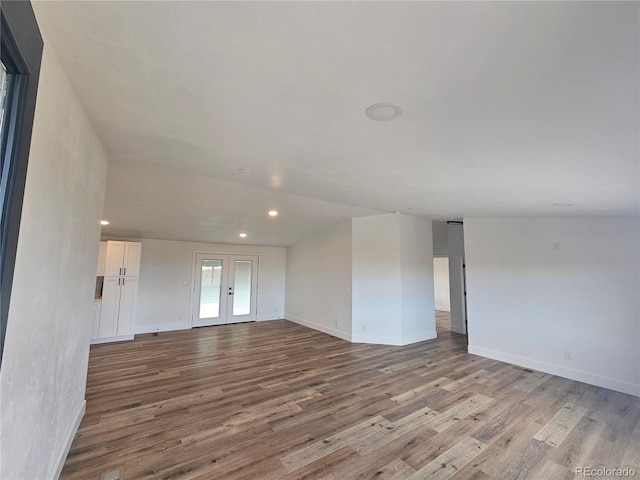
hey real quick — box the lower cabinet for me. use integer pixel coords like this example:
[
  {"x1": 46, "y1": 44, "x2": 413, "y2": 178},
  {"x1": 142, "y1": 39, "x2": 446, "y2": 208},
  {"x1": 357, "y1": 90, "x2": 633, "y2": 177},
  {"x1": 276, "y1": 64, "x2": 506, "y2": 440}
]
[{"x1": 94, "y1": 276, "x2": 138, "y2": 341}]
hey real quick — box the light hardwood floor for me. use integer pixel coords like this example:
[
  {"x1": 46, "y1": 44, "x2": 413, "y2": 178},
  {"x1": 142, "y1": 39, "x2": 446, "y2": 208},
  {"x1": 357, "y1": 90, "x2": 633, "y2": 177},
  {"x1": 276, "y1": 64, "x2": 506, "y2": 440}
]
[{"x1": 61, "y1": 312, "x2": 639, "y2": 480}]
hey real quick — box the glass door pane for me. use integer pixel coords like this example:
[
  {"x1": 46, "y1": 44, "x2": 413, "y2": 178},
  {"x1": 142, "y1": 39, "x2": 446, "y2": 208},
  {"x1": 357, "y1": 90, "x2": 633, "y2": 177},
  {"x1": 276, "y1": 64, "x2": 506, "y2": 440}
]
[
  {"x1": 200, "y1": 259, "x2": 223, "y2": 318},
  {"x1": 232, "y1": 260, "x2": 252, "y2": 315}
]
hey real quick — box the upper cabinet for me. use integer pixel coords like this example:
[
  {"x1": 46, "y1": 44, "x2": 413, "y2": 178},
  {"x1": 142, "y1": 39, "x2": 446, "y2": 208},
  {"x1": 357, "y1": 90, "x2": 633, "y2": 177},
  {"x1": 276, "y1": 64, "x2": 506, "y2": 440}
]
[{"x1": 104, "y1": 241, "x2": 142, "y2": 277}]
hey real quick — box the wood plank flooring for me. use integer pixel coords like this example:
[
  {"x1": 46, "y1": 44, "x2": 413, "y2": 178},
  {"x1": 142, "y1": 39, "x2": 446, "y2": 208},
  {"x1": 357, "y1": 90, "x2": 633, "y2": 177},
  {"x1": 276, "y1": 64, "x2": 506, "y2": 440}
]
[{"x1": 60, "y1": 312, "x2": 639, "y2": 479}]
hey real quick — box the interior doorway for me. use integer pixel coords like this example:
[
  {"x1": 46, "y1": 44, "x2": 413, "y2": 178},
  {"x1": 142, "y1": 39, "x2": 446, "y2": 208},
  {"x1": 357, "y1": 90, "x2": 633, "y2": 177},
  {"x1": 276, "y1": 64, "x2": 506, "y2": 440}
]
[
  {"x1": 191, "y1": 254, "x2": 258, "y2": 327},
  {"x1": 433, "y1": 257, "x2": 450, "y2": 311}
]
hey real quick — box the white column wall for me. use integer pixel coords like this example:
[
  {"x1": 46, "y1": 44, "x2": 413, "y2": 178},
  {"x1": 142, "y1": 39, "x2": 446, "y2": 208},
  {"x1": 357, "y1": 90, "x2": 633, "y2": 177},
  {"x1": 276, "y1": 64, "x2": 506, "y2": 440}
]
[
  {"x1": 352, "y1": 214, "x2": 402, "y2": 343},
  {"x1": 351, "y1": 214, "x2": 435, "y2": 345},
  {"x1": 399, "y1": 215, "x2": 436, "y2": 342}
]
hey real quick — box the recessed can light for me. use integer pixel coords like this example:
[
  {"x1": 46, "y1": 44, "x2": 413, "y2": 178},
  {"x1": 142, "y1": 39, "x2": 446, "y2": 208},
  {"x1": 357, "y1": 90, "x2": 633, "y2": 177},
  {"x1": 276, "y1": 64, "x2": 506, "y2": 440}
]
[
  {"x1": 239, "y1": 233, "x2": 247, "y2": 238},
  {"x1": 268, "y1": 210, "x2": 278, "y2": 217},
  {"x1": 365, "y1": 103, "x2": 403, "y2": 121},
  {"x1": 100, "y1": 220, "x2": 109, "y2": 225}
]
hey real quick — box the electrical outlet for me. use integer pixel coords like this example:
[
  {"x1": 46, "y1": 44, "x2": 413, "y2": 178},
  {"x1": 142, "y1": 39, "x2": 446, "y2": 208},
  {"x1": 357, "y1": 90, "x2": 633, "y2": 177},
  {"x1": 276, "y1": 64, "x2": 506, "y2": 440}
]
[
  {"x1": 564, "y1": 350, "x2": 572, "y2": 361},
  {"x1": 334, "y1": 320, "x2": 339, "y2": 327}
]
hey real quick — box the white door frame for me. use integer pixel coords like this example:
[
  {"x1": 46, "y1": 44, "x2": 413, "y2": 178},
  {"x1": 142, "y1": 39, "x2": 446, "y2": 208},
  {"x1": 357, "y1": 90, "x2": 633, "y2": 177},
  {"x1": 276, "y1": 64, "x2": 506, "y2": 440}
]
[{"x1": 190, "y1": 252, "x2": 259, "y2": 327}]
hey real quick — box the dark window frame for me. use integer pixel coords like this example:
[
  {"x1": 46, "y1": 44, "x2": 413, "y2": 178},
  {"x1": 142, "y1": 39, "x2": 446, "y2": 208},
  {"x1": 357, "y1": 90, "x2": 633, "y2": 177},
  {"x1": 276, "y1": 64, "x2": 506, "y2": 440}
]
[{"x1": 0, "y1": 2, "x2": 43, "y2": 366}]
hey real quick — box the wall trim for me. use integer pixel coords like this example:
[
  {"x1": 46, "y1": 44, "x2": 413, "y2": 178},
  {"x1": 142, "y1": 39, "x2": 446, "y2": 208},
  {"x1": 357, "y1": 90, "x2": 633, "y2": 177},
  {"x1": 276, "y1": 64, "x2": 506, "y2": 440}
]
[
  {"x1": 468, "y1": 345, "x2": 640, "y2": 397},
  {"x1": 435, "y1": 305, "x2": 451, "y2": 312},
  {"x1": 285, "y1": 315, "x2": 351, "y2": 342},
  {"x1": 134, "y1": 322, "x2": 190, "y2": 335},
  {"x1": 352, "y1": 330, "x2": 437, "y2": 346},
  {"x1": 52, "y1": 399, "x2": 85, "y2": 480},
  {"x1": 90, "y1": 334, "x2": 134, "y2": 345},
  {"x1": 257, "y1": 315, "x2": 283, "y2": 322}
]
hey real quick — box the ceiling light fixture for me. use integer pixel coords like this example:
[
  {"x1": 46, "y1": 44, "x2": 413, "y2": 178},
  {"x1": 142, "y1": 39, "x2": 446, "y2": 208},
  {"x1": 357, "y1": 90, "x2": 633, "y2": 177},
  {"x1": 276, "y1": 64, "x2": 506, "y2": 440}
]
[
  {"x1": 552, "y1": 203, "x2": 575, "y2": 207},
  {"x1": 268, "y1": 210, "x2": 278, "y2": 217},
  {"x1": 239, "y1": 233, "x2": 247, "y2": 238},
  {"x1": 365, "y1": 103, "x2": 403, "y2": 121},
  {"x1": 100, "y1": 220, "x2": 109, "y2": 225}
]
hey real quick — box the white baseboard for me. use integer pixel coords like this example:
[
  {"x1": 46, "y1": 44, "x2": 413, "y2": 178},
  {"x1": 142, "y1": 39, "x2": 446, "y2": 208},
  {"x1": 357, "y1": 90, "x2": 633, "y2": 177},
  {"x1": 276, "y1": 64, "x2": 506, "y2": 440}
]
[
  {"x1": 435, "y1": 305, "x2": 451, "y2": 312},
  {"x1": 450, "y1": 325, "x2": 465, "y2": 334},
  {"x1": 285, "y1": 315, "x2": 351, "y2": 342},
  {"x1": 352, "y1": 330, "x2": 437, "y2": 346},
  {"x1": 134, "y1": 322, "x2": 190, "y2": 334},
  {"x1": 468, "y1": 345, "x2": 640, "y2": 397},
  {"x1": 90, "y1": 334, "x2": 134, "y2": 344},
  {"x1": 52, "y1": 400, "x2": 85, "y2": 480},
  {"x1": 257, "y1": 315, "x2": 284, "y2": 322},
  {"x1": 402, "y1": 330, "x2": 438, "y2": 345}
]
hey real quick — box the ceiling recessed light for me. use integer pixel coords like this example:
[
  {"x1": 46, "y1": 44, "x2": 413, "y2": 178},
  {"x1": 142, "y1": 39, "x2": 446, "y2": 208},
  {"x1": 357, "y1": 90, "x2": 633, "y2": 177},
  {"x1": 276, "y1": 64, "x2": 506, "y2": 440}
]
[
  {"x1": 239, "y1": 233, "x2": 247, "y2": 238},
  {"x1": 268, "y1": 210, "x2": 278, "y2": 217},
  {"x1": 100, "y1": 220, "x2": 109, "y2": 225},
  {"x1": 552, "y1": 203, "x2": 575, "y2": 207},
  {"x1": 365, "y1": 103, "x2": 403, "y2": 121}
]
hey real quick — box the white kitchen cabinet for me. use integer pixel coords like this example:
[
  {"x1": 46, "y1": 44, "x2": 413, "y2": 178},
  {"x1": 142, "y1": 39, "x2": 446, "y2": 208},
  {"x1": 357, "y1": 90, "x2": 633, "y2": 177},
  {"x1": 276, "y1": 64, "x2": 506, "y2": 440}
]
[
  {"x1": 104, "y1": 241, "x2": 141, "y2": 277},
  {"x1": 92, "y1": 241, "x2": 141, "y2": 344},
  {"x1": 95, "y1": 276, "x2": 138, "y2": 339},
  {"x1": 116, "y1": 276, "x2": 138, "y2": 335},
  {"x1": 98, "y1": 277, "x2": 121, "y2": 337}
]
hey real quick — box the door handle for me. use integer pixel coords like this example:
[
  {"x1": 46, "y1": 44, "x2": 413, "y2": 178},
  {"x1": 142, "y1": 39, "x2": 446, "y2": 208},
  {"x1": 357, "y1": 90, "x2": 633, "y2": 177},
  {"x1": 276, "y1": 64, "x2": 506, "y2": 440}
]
[
  {"x1": 119, "y1": 267, "x2": 122, "y2": 275},
  {"x1": 123, "y1": 267, "x2": 126, "y2": 276}
]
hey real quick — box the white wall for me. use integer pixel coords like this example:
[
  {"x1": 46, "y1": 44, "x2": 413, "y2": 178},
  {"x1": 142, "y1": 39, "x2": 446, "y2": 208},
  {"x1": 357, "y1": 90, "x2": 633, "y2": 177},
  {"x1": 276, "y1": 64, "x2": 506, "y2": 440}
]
[
  {"x1": 352, "y1": 214, "x2": 435, "y2": 345},
  {"x1": 285, "y1": 220, "x2": 352, "y2": 340},
  {"x1": 465, "y1": 217, "x2": 640, "y2": 396},
  {"x1": 433, "y1": 257, "x2": 450, "y2": 311},
  {"x1": 0, "y1": 46, "x2": 108, "y2": 479},
  {"x1": 399, "y1": 215, "x2": 436, "y2": 342},
  {"x1": 352, "y1": 214, "x2": 402, "y2": 343},
  {"x1": 125, "y1": 238, "x2": 286, "y2": 333}
]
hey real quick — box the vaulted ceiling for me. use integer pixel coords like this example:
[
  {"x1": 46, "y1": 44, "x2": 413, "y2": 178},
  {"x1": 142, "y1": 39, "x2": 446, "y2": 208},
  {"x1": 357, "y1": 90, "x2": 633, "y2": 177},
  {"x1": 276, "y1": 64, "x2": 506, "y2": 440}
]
[{"x1": 32, "y1": 1, "x2": 639, "y2": 246}]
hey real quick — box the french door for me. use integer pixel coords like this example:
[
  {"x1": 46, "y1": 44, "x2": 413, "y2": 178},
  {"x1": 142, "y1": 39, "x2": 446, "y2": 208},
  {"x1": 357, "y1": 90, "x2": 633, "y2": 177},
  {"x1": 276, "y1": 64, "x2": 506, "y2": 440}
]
[{"x1": 192, "y1": 254, "x2": 258, "y2": 327}]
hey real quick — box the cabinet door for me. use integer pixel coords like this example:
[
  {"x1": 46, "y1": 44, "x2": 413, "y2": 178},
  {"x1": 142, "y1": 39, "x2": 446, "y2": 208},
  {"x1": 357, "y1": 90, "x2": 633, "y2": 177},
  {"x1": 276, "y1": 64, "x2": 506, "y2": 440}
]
[
  {"x1": 105, "y1": 241, "x2": 126, "y2": 276},
  {"x1": 99, "y1": 277, "x2": 121, "y2": 337},
  {"x1": 123, "y1": 242, "x2": 141, "y2": 277},
  {"x1": 117, "y1": 276, "x2": 138, "y2": 336}
]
